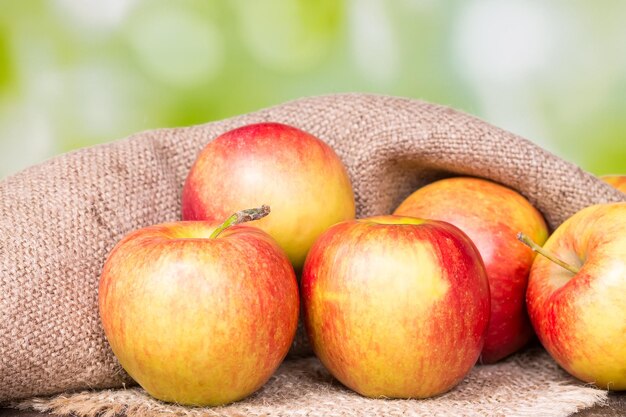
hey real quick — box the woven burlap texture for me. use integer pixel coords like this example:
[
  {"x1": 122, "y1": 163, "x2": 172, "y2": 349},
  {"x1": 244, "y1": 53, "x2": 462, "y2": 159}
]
[
  {"x1": 1, "y1": 94, "x2": 623, "y2": 411},
  {"x1": 14, "y1": 349, "x2": 608, "y2": 417}
]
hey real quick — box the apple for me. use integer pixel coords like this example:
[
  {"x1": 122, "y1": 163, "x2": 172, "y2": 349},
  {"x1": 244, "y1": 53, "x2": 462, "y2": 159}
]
[
  {"x1": 182, "y1": 122, "x2": 355, "y2": 270},
  {"x1": 523, "y1": 203, "x2": 626, "y2": 390},
  {"x1": 99, "y1": 206, "x2": 299, "y2": 406},
  {"x1": 301, "y1": 215, "x2": 490, "y2": 398},
  {"x1": 600, "y1": 175, "x2": 626, "y2": 193},
  {"x1": 393, "y1": 177, "x2": 548, "y2": 363}
]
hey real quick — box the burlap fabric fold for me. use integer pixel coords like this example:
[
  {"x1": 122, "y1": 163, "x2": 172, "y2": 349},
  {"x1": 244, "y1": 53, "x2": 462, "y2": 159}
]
[{"x1": 1, "y1": 94, "x2": 623, "y2": 414}]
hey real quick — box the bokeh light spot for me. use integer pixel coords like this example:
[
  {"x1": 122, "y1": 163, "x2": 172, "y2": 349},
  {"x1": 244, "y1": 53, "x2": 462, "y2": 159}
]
[
  {"x1": 454, "y1": 0, "x2": 554, "y2": 83},
  {"x1": 53, "y1": 0, "x2": 137, "y2": 31},
  {"x1": 347, "y1": 0, "x2": 399, "y2": 85},
  {"x1": 232, "y1": 0, "x2": 338, "y2": 73},
  {"x1": 127, "y1": 6, "x2": 223, "y2": 88}
]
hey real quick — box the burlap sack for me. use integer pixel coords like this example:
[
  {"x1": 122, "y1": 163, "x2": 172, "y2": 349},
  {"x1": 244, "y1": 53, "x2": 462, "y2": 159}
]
[{"x1": 1, "y1": 94, "x2": 623, "y2": 414}]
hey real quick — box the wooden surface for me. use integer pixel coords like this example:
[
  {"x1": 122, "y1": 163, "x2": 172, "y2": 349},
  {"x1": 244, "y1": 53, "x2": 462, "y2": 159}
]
[{"x1": 1, "y1": 392, "x2": 624, "y2": 417}]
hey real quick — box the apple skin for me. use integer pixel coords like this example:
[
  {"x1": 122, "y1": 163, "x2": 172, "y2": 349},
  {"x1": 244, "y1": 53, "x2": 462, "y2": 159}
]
[
  {"x1": 99, "y1": 221, "x2": 299, "y2": 406},
  {"x1": 393, "y1": 177, "x2": 548, "y2": 363},
  {"x1": 181, "y1": 122, "x2": 355, "y2": 270},
  {"x1": 301, "y1": 215, "x2": 490, "y2": 399},
  {"x1": 526, "y1": 203, "x2": 626, "y2": 391},
  {"x1": 600, "y1": 175, "x2": 626, "y2": 193}
]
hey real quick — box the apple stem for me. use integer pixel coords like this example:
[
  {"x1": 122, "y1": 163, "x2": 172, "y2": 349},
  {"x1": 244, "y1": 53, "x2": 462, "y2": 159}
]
[
  {"x1": 517, "y1": 232, "x2": 580, "y2": 274},
  {"x1": 209, "y1": 205, "x2": 271, "y2": 239}
]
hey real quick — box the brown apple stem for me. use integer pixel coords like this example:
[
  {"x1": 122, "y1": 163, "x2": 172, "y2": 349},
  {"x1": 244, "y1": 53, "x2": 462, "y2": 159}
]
[
  {"x1": 209, "y1": 205, "x2": 271, "y2": 239},
  {"x1": 517, "y1": 232, "x2": 580, "y2": 274}
]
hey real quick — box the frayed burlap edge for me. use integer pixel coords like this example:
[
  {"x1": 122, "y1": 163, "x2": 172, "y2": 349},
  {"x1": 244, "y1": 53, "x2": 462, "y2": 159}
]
[{"x1": 12, "y1": 348, "x2": 608, "y2": 417}]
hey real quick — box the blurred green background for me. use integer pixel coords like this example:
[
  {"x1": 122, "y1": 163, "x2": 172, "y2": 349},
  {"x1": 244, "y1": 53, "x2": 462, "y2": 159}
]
[{"x1": 1, "y1": 0, "x2": 625, "y2": 179}]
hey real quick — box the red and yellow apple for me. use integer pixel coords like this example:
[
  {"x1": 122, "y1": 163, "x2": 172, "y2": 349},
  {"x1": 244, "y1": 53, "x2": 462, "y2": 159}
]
[
  {"x1": 301, "y1": 216, "x2": 490, "y2": 398},
  {"x1": 181, "y1": 122, "x2": 355, "y2": 270},
  {"x1": 393, "y1": 177, "x2": 548, "y2": 363},
  {"x1": 600, "y1": 175, "x2": 626, "y2": 193},
  {"x1": 525, "y1": 203, "x2": 626, "y2": 390},
  {"x1": 99, "y1": 208, "x2": 299, "y2": 406}
]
